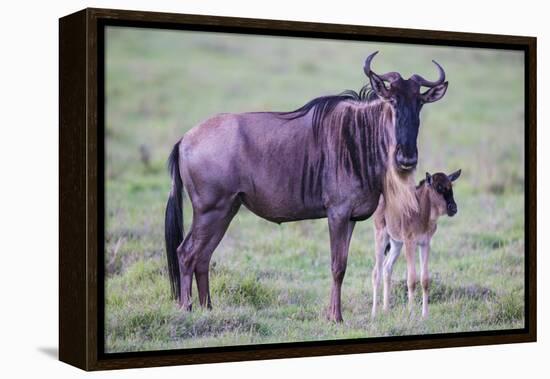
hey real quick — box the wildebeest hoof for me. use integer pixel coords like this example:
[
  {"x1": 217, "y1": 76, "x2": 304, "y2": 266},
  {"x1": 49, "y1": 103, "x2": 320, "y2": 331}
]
[
  {"x1": 180, "y1": 303, "x2": 192, "y2": 312},
  {"x1": 327, "y1": 312, "x2": 343, "y2": 323}
]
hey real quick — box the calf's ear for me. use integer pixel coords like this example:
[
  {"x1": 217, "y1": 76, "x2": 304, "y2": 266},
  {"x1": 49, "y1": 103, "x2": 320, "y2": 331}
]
[
  {"x1": 425, "y1": 172, "x2": 432, "y2": 185},
  {"x1": 448, "y1": 169, "x2": 462, "y2": 182}
]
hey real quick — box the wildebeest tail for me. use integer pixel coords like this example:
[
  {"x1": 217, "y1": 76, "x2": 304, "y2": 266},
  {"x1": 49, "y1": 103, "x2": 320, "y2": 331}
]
[{"x1": 165, "y1": 141, "x2": 184, "y2": 301}]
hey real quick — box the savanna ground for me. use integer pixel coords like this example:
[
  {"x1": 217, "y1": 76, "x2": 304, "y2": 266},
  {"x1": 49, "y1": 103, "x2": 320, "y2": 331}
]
[{"x1": 104, "y1": 27, "x2": 525, "y2": 353}]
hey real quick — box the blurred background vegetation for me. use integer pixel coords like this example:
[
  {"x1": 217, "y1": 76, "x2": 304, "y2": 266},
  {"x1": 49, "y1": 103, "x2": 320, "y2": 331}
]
[{"x1": 104, "y1": 26, "x2": 525, "y2": 352}]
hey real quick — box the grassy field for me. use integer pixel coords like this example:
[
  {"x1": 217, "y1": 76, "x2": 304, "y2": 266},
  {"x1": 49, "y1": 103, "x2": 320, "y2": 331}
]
[{"x1": 104, "y1": 27, "x2": 525, "y2": 353}]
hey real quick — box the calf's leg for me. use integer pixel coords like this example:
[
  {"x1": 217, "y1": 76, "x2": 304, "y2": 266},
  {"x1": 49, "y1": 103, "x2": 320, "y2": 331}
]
[
  {"x1": 419, "y1": 243, "x2": 430, "y2": 318},
  {"x1": 382, "y1": 239, "x2": 402, "y2": 312},
  {"x1": 372, "y1": 229, "x2": 389, "y2": 317},
  {"x1": 404, "y1": 241, "x2": 418, "y2": 312}
]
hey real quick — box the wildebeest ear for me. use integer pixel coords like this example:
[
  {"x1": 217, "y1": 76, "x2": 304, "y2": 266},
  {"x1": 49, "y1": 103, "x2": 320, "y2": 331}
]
[
  {"x1": 368, "y1": 72, "x2": 391, "y2": 100},
  {"x1": 421, "y1": 81, "x2": 449, "y2": 103},
  {"x1": 425, "y1": 172, "x2": 432, "y2": 185},
  {"x1": 448, "y1": 169, "x2": 462, "y2": 182}
]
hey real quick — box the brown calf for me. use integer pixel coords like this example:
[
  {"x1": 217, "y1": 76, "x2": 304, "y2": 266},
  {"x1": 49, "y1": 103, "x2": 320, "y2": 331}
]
[{"x1": 371, "y1": 170, "x2": 461, "y2": 318}]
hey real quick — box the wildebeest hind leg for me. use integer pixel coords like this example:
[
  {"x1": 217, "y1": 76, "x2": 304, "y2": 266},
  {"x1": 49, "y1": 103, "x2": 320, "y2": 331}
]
[
  {"x1": 176, "y1": 235, "x2": 194, "y2": 311},
  {"x1": 193, "y1": 199, "x2": 241, "y2": 309}
]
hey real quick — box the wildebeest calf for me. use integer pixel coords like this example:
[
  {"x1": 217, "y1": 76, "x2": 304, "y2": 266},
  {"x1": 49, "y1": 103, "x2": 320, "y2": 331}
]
[{"x1": 371, "y1": 170, "x2": 461, "y2": 318}]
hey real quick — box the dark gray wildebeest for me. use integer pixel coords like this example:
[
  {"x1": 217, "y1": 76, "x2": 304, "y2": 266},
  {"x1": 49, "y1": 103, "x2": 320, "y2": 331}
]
[{"x1": 165, "y1": 51, "x2": 449, "y2": 322}]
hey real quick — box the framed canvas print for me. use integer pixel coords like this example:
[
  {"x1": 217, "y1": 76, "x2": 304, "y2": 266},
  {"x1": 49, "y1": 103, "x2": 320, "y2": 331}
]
[{"x1": 59, "y1": 8, "x2": 537, "y2": 371}]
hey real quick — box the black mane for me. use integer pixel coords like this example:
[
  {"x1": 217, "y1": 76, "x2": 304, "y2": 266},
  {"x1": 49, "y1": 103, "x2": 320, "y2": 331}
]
[
  {"x1": 275, "y1": 84, "x2": 391, "y2": 193},
  {"x1": 278, "y1": 84, "x2": 378, "y2": 134}
]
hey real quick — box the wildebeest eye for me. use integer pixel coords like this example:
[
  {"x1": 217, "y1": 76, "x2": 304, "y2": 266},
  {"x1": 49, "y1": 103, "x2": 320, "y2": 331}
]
[{"x1": 437, "y1": 185, "x2": 443, "y2": 193}]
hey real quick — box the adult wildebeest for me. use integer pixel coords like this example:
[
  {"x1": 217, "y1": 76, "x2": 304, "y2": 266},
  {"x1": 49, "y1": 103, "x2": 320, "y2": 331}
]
[{"x1": 165, "y1": 51, "x2": 449, "y2": 322}]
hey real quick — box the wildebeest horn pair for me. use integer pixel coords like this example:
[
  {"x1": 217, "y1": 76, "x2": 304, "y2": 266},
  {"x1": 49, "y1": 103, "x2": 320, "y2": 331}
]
[{"x1": 364, "y1": 50, "x2": 446, "y2": 87}]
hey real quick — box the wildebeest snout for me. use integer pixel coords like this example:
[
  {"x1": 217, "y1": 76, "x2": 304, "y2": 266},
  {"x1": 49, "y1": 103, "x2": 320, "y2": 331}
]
[
  {"x1": 395, "y1": 144, "x2": 418, "y2": 171},
  {"x1": 447, "y1": 202, "x2": 457, "y2": 216}
]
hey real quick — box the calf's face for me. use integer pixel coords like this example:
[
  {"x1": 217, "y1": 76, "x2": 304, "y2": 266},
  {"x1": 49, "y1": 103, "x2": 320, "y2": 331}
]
[{"x1": 425, "y1": 170, "x2": 461, "y2": 216}]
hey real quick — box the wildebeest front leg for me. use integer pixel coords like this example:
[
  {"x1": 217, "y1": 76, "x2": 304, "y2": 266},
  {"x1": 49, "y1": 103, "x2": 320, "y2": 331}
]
[
  {"x1": 404, "y1": 240, "x2": 418, "y2": 312},
  {"x1": 419, "y1": 242, "x2": 430, "y2": 318},
  {"x1": 327, "y1": 207, "x2": 355, "y2": 322}
]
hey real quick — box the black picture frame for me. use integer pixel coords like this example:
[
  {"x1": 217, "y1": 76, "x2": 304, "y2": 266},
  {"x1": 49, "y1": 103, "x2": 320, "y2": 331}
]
[{"x1": 59, "y1": 7, "x2": 537, "y2": 371}]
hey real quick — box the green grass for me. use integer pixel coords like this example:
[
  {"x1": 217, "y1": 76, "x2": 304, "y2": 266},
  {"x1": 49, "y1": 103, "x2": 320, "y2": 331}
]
[{"x1": 104, "y1": 27, "x2": 525, "y2": 353}]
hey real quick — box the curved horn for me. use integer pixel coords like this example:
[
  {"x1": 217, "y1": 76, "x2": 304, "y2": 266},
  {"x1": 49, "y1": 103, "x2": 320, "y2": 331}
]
[
  {"x1": 364, "y1": 51, "x2": 402, "y2": 83},
  {"x1": 363, "y1": 51, "x2": 379, "y2": 77},
  {"x1": 411, "y1": 60, "x2": 446, "y2": 87}
]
